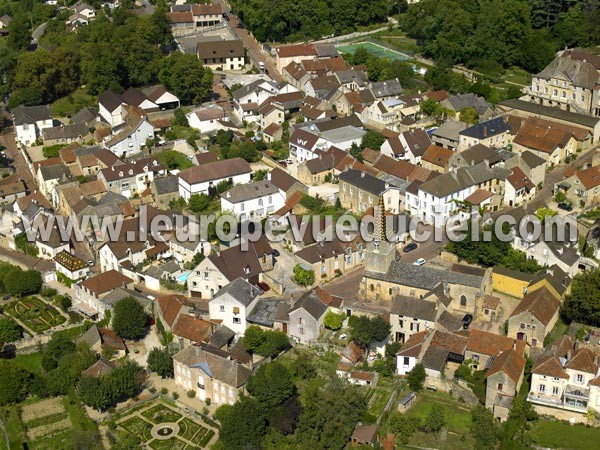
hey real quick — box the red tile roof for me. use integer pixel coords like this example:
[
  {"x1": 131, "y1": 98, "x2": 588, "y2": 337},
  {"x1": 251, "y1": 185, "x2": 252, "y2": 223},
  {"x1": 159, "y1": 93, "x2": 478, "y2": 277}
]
[
  {"x1": 467, "y1": 329, "x2": 514, "y2": 357},
  {"x1": 486, "y1": 348, "x2": 525, "y2": 384}
]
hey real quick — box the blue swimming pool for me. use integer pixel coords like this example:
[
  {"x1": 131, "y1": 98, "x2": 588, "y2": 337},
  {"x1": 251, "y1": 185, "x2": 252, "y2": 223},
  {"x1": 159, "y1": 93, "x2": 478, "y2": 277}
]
[{"x1": 177, "y1": 271, "x2": 191, "y2": 283}]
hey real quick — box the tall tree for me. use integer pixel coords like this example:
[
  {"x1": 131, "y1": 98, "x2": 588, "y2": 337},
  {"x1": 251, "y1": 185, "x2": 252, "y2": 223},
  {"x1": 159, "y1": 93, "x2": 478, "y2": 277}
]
[
  {"x1": 215, "y1": 397, "x2": 267, "y2": 450},
  {"x1": 247, "y1": 361, "x2": 294, "y2": 409},
  {"x1": 0, "y1": 360, "x2": 28, "y2": 405},
  {"x1": 112, "y1": 297, "x2": 148, "y2": 340},
  {"x1": 159, "y1": 53, "x2": 212, "y2": 104},
  {"x1": 147, "y1": 347, "x2": 174, "y2": 378}
]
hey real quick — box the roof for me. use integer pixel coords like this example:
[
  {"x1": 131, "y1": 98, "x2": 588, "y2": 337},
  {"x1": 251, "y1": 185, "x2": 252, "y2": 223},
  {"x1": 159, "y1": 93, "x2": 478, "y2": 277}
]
[
  {"x1": 397, "y1": 331, "x2": 430, "y2": 358},
  {"x1": 391, "y1": 296, "x2": 437, "y2": 322},
  {"x1": 153, "y1": 175, "x2": 179, "y2": 196},
  {"x1": 352, "y1": 424, "x2": 378, "y2": 443},
  {"x1": 172, "y1": 315, "x2": 214, "y2": 344},
  {"x1": 209, "y1": 325, "x2": 236, "y2": 348},
  {"x1": 339, "y1": 169, "x2": 387, "y2": 195},
  {"x1": 167, "y1": 11, "x2": 193, "y2": 23},
  {"x1": 191, "y1": 3, "x2": 223, "y2": 15},
  {"x1": 430, "y1": 330, "x2": 468, "y2": 355},
  {"x1": 340, "y1": 340, "x2": 364, "y2": 363},
  {"x1": 456, "y1": 144, "x2": 503, "y2": 166},
  {"x1": 520, "y1": 150, "x2": 546, "y2": 169},
  {"x1": 536, "y1": 49, "x2": 600, "y2": 90},
  {"x1": 575, "y1": 166, "x2": 600, "y2": 190},
  {"x1": 78, "y1": 270, "x2": 132, "y2": 297},
  {"x1": 98, "y1": 90, "x2": 123, "y2": 112},
  {"x1": 212, "y1": 277, "x2": 261, "y2": 307},
  {"x1": 173, "y1": 344, "x2": 251, "y2": 388},
  {"x1": 156, "y1": 294, "x2": 186, "y2": 327},
  {"x1": 493, "y1": 266, "x2": 535, "y2": 282},
  {"x1": 263, "y1": 122, "x2": 282, "y2": 137},
  {"x1": 566, "y1": 347, "x2": 598, "y2": 374},
  {"x1": 99, "y1": 327, "x2": 126, "y2": 351},
  {"x1": 446, "y1": 93, "x2": 491, "y2": 115},
  {"x1": 221, "y1": 180, "x2": 280, "y2": 203},
  {"x1": 191, "y1": 106, "x2": 225, "y2": 122},
  {"x1": 486, "y1": 348, "x2": 525, "y2": 384},
  {"x1": 53, "y1": 250, "x2": 87, "y2": 272},
  {"x1": 460, "y1": 117, "x2": 510, "y2": 140},
  {"x1": 12, "y1": 104, "x2": 51, "y2": 125},
  {"x1": 247, "y1": 299, "x2": 284, "y2": 327},
  {"x1": 513, "y1": 121, "x2": 574, "y2": 154},
  {"x1": 509, "y1": 286, "x2": 560, "y2": 326},
  {"x1": 179, "y1": 158, "x2": 251, "y2": 185},
  {"x1": 81, "y1": 359, "x2": 116, "y2": 378},
  {"x1": 401, "y1": 129, "x2": 431, "y2": 158},
  {"x1": 364, "y1": 260, "x2": 485, "y2": 291},
  {"x1": 295, "y1": 239, "x2": 344, "y2": 264},
  {"x1": 431, "y1": 120, "x2": 469, "y2": 141},
  {"x1": 289, "y1": 290, "x2": 328, "y2": 320},
  {"x1": 464, "y1": 188, "x2": 494, "y2": 205},
  {"x1": 197, "y1": 39, "x2": 244, "y2": 60},
  {"x1": 100, "y1": 157, "x2": 164, "y2": 182},
  {"x1": 370, "y1": 79, "x2": 403, "y2": 98},
  {"x1": 532, "y1": 354, "x2": 569, "y2": 379},
  {"x1": 276, "y1": 43, "x2": 317, "y2": 58},
  {"x1": 421, "y1": 144, "x2": 453, "y2": 168},
  {"x1": 466, "y1": 329, "x2": 514, "y2": 357},
  {"x1": 499, "y1": 98, "x2": 600, "y2": 128},
  {"x1": 269, "y1": 167, "x2": 304, "y2": 193}
]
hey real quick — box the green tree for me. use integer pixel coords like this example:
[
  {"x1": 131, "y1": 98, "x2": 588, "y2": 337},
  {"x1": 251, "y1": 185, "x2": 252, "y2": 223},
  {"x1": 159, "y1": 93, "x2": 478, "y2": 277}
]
[
  {"x1": 41, "y1": 334, "x2": 76, "y2": 372},
  {"x1": 112, "y1": 297, "x2": 148, "y2": 340},
  {"x1": 459, "y1": 107, "x2": 479, "y2": 124},
  {"x1": 172, "y1": 108, "x2": 189, "y2": 127},
  {"x1": 187, "y1": 193, "x2": 212, "y2": 213},
  {"x1": 293, "y1": 264, "x2": 315, "y2": 287},
  {"x1": 348, "y1": 315, "x2": 391, "y2": 346},
  {"x1": 147, "y1": 347, "x2": 174, "y2": 378},
  {"x1": 215, "y1": 397, "x2": 267, "y2": 450},
  {"x1": 292, "y1": 352, "x2": 317, "y2": 380},
  {"x1": 323, "y1": 310, "x2": 344, "y2": 330},
  {"x1": 562, "y1": 269, "x2": 600, "y2": 326},
  {"x1": 471, "y1": 404, "x2": 501, "y2": 450},
  {"x1": 360, "y1": 130, "x2": 385, "y2": 150},
  {"x1": 0, "y1": 317, "x2": 23, "y2": 343},
  {"x1": 159, "y1": 53, "x2": 213, "y2": 104},
  {"x1": 252, "y1": 169, "x2": 269, "y2": 181},
  {"x1": 247, "y1": 361, "x2": 294, "y2": 408},
  {"x1": 406, "y1": 363, "x2": 426, "y2": 392},
  {"x1": 242, "y1": 326, "x2": 290, "y2": 357},
  {"x1": 3, "y1": 268, "x2": 42, "y2": 296},
  {"x1": 388, "y1": 413, "x2": 421, "y2": 445},
  {"x1": 424, "y1": 406, "x2": 445, "y2": 433},
  {"x1": 0, "y1": 360, "x2": 28, "y2": 405}
]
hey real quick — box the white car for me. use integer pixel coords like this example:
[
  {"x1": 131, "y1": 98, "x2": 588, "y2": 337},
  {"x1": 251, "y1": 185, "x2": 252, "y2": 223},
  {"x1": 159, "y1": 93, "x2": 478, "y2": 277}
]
[{"x1": 413, "y1": 258, "x2": 426, "y2": 266}]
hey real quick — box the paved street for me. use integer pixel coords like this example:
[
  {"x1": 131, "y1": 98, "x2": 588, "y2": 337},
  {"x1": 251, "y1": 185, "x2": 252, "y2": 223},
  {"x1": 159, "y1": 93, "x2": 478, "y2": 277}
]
[{"x1": 0, "y1": 129, "x2": 34, "y2": 189}]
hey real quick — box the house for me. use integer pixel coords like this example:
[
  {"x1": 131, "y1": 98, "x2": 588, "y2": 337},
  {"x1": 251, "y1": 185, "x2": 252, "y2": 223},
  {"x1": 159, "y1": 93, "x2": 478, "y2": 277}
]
[
  {"x1": 142, "y1": 85, "x2": 180, "y2": 110},
  {"x1": 36, "y1": 162, "x2": 71, "y2": 199},
  {"x1": 156, "y1": 294, "x2": 216, "y2": 349},
  {"x1": 486, "y1": 347, "x2": 526, "y2": 422},
  {"x1": 370, "y1": 79, "x2": 403, "y2": 100},
  {"x1": 421, "y1": 330, "x2": 467, "y2": 379},
  {"x1": 504, "y1": 166, "x2": 536, "y2": 207},
  {"x1": 506, "y1": 150, "x2": 547, "y2": 188},
  {"x1": 335, "y1": 89, "x2": 375, "y2": 116},
  {"x1": 362, "y1": 98, "x2": 405, "y2": 130},
  {"x1": 151, "y1": 175, "x2": 179, "y2": 208},
  {"x1": 197, "y1": 39, "x2": 245, "y2": 71},
  {"x1": 295, "y1": 239, "x2": 363, "y2": 283},
  {"x1": 522, "y1": 237, "x2": 580, "y2": 278},
  {"x1": 187, "y1": 239, "x2": 272, "y2": 299},
  {"x1": 74, "y1": 270, "x2": 134, "y2": 319},
  {"x1": 186, "y1": 106, "x2": 233, "y2": 135},
  {"x1": 282, "y1": 62, "x2": 311, "y2": 91},
  {"x1": 507, "y1": 286, "x2": 560, "y2": 348},
  {"x1": 491, "y1": 266, "x2": 534, "y2": 299},
  {"x1": 103, "y1": 106, "x2": 154, "y2": 157},
  {"x1": 512, "y1": 118, "x2": 577, "y2": 165},
  {"x1": 120, "y1": 87, "x2": 158, "y2": 112},
  {"x1": 42, "y1": 123, "x2": 89, "y2": 146},
  {"x1": 390, "y1": 295, "x2": 440, "y2": 344},
  {"x1": 421, "y1": 144, "x2": 453, "y2": 173},
  {"x1": 288, "y1": 290, "x2": 328, "y2": 344},
  {"x1": 465, "y1": 329, "x2": 515, "y2": 371},
  {"x1": 275, "y1": 43, "x2": 339, "y2": 73},
  {"x1": 98, "y1": 91, "x2": 125, "y2": 127},
  {"x1": 78, "y1": 325, "x2": 127, "y2": 359},
  {"x1": 559, "y1": 165, "x2": 600, "y2": 209},
  {"x1": 54, "y1": 250, "x2": 89, "y2": 282},
  {"x1": 459, "y1": 117, "x2": 511, "y2": 150},
  {"x1": 168, "y1": 3, "x2": 224, "y2": 35},
  {"x1": 399, "y1": 129, "x2": 431, "y2": 164},
  {"x1": 441, "y1": 93, "x2": 494, "y2": 122},
  {"x1": 430, "y1": 121, "x2": 469, "y2": 150},
  {"x1": 173, "y1": 343, "x2": 251, "y2": 405},
  {"x1": 262, "y1": 123, "x2": 283, "y2": 143},
  {"x1": 351, "y1": 424, "x2": 378, "y2": 447},
  {"x1": 12, "y1": 104, "x2": 53, "y2": 146},
  {"x1": 396, "y1": 331, "x2": 431, "y2": 375},
  {"x1": 178, "y1": 158, "x2": 252, "y2": 201},
  {"x1": 0, "y1": 179, "x2": 26, "y2": 204},
  {"x1": 526, "y1": 48, "x2": 600, "y2": 117},
  {"x1": 73, "y1": 3, "x2": 95, "y2": 20},
  {"x1": 208, "y1": 278, "x2": 262, "y2": 335},
  {"x1": 338, "y1": 169, "x2": 401, "y2": 214},
  {"x1": 220, "y1": 180, "x2": 285, "y2": 221},
  {"x1": 98, "y1": 157, "x2": 166, "y2": 199},
  {"x1": 34, "y1": 217, "x2": 71, "y2": 259},
  {"x1": 0, "y1": 15, "x2": 12, "y2": 30},
  {"x1": 231, "y1": 79, "x2": 280, "y2": 123},
  {"x1": 448, "y1": 144, "x2": 508, "y2": 171},
  {"x1": 268, "y1": 167, "x2": 308, "y2": 200},
  {"x1": 81, "y1": 359, "x2": 116, "y2": 378},
  {"x1": 288, "y1": 128, "x2": 321, "y2": 162}
]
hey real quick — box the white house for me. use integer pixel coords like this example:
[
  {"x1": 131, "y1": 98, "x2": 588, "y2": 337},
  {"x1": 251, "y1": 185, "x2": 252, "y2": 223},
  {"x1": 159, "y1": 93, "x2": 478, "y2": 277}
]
[
  {"x1": 98, "y1": 157, "x2": 166, "y2": 199},
  {"x1": 98, "y1": 91, "x2": 125, "y2": 127},
  {"x1": 231, "y1": 79, "x2": 280, "y2": 122},
  {"x1": 73, "y1": 3, "x2": 96, "y2": 20},
  {"x1": 208, "y1": 278, "x2": 262, "y2": 335},
  {"x1": 104, "y1": 112, "x2": 154, "y2": 158},
  {"x1": 54, "y1": 250, "x2": 89, "y2": 281},
  {"x1": 220, "y1": 179, "x2": 286, "y2": 221},
  {"x1": 178, "y1": 158, "x2": 252, "y2": 201},
  {"x1": 13, "y1": 105, "x2": 53, "y2": 146},
  {"x1": 187, "y1": 106, "x2": 234, "y2": 135}
]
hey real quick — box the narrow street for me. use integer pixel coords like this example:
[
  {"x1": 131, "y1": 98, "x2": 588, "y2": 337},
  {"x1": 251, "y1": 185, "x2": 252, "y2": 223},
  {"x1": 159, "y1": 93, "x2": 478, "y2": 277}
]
[{"x1": 1, "y1": 129, "x2": 34, "y2": 189}]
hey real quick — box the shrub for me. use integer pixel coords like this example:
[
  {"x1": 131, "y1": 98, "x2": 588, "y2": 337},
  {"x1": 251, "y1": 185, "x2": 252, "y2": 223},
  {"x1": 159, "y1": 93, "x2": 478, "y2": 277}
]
[
  {"x1": 187, "y1": 390, "x2": 195, "y2": 398},
  {"x1": 172, "y1": 392, "x2": 179, "y2": 400},
  {"x1": 161, "y1": 387, "x2": 168, "y2": 395}
]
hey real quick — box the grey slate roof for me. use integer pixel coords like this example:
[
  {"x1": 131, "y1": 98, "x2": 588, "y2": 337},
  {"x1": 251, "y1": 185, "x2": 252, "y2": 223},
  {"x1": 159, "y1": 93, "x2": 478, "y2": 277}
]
[
  {"x1": 456, "y1": 144, "x2": 503, "y2": 166},
  {"x1": 499, "y1": 98, "x2": 600, "y2": 128},
  {"x1": 208, "y1": 325, "x2": 236, "y2": 348},
  {"x1": 370, "y1": 79, "x2": 403, "y2": 98},
  {"x1": 153, "y1": 175, "x2": 179, "y2": 195},
  {"x1": 100, "y1": 287, "x2": 151, "y2": 309},
  {"x1": 364, "y1": 260, "x2": 485, "y2": 291},
  {"x1": 460, "y1": 117, "x2": 510, "y2": 140},
  {"x1": 247, "y1": 299, "x2": 284, "y2": 327},
  {"x1": 520, "y1": 150, "x2": 546, "y2": 169},
  {"x1": 78, "y1": 324, "x2": 101, "y2": 348},
  {"x1": 418, "y1": 161, "x2": 509, "y2": 197},
  {"x1": 290, "y1": 290, "x2": 328, "y2": 320},
  {"x1": 40, "y1": 165, "x2": 70, "y2": 181},
  {"x1": 220, "y1": 180, "x2": 280, "y2": 203},
  {"x1": 391, "y1": 296, "x2": 437, "y2": 322},
  {"x1": 232, "y1": 79, "x2": 278, "y2": 101},
  {"x1": 339, "y1": 169, "x2": 387, "y2": 195},
  {"x1": 437, "y1": 310, "x2": 464, "y2": 332},
  {"x1": 12, "y1": 104, "x2": 51, "y2": 126},
  {"x1": 72, "y1": 107, "x2": 98, "y2": 126},
  {"x1": 431, "y1": 121, "x2": 469, "y2": 141},
  {"x1": 212, "y1": 277, "x2": 261, "y2": 307},
  {"x1": 446, "y1": 93, "x2": 491, "y2": 115}
]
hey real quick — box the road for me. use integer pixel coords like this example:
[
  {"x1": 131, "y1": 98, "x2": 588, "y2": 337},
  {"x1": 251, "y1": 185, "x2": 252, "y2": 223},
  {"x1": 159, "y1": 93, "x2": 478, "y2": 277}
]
[
  {"x1": 215, "y1": 0, "x2": 282, "y2": 82},
  {"x1": 1, "y1": 129, "x2": 34, "y2": 189}
]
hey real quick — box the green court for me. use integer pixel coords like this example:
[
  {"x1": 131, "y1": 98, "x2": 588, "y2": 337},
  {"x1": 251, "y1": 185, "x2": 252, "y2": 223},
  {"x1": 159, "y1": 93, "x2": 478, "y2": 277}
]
[{"x1": 336, "y1": 41, "x2": 411, "y2": 61}]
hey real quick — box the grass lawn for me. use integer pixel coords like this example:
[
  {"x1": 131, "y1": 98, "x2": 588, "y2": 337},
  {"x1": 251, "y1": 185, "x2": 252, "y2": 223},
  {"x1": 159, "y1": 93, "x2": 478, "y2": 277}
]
[
  {"x1": 120, "y1": 416, "x2": 154, "y2": 442},
  {"x1": 367, "y1": 385, "x2": 394, "y2": 420},
  {"x1": 178, "y1": 417, "x2": 205, "y2": 441},
  {"x1": 51, "y1": 321, "x2": 93, "y2": 340},
  {"x1": 529, "y1": 419, "x2": 600, "y2": 450},
  {"x1": 155, "y1": 150, "x2": 194, "y2": 170},
  {"x1": 404, "y1": 391, "x2": 473, "y2": 433},
  {"x1": 544, "y1": 316, "x2": 570, "y2": 347},
  {"x1": 12, "y1": 352, "x2": 44, "y2": 375},
  {"x1": 141, "y1": 404, "x2": 183, "y2": 424},
  {"x1": 51, "y1": 88, "x2": 97, "y2": 117},
  {"x1": 148, "y1": 437, "x2": 188, "y2": 450},
  {"x1": 0, "y1": 406, "x2": 26, "y2": 450}
]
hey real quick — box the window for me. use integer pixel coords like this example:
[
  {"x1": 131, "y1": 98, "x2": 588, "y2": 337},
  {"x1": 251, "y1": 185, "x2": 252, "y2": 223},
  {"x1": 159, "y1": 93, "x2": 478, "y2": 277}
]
[
  {"x1": 532, "y1": 338, "x2": 537, "y2": 346},
  {"x1": 538, "y1": 384, "x2": 546, "y2": 393},
  {"x1": 403, "y1": 357, "x2": 410, "y2": 366},
  {"x1": 460, "y1": 295, "x2": 467, "y2": 307},
  {"x1": 497, "y1": 383, "x2": 503, "y2": 391},
  {"x1": 576, "y1": 374, "x2": 584, "y2": 383},
  {"x1": 233, "y1": 317, "x2": 241, "y2": 324},
  {"x1": 204, "y1": 271, "x2": 209, "y2": 279},
  {"x1": 233, "y1": 307, "x2": 240, "y2": 314},
  {"x1": 299, "y1": 327, "x2": 304, "y2": 335},
  {"x1": 219, "y1": 305, "x2": 225, "y2": 312},
  {"x1": 552, "y1": 386, "x2": 559, "y2": 395},
  {"x1": 520, "y1": 323, "x2": 525, "y2": 329}
]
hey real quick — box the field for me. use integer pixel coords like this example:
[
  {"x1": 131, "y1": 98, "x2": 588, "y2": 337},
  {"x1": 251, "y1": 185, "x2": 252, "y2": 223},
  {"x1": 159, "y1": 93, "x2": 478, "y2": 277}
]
[
  {"x1": 4, "y1": 296, "x2": 66, "y2": 333},
  {"x1": 115, "y1": 399, "x2": 216, "y2": 449},
  {"x1": 528, "y1": 419, "x2": 600, "y2": 450},
  {"x1": 155, "y1": 150, "x2": 194, "y2": 170},
  {"x1": 336, "y1": 41, "x2": 411, "y2": 61}
]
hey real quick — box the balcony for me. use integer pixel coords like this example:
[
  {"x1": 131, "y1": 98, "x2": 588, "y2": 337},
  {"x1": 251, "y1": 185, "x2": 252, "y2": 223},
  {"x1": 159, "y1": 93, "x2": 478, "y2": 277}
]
[
  {"x1": 564, "y1": 384, "x2": 589, "y2": 400},
  {"x1": 528, "y1": 392, "x2": 588, "y2": 413}
]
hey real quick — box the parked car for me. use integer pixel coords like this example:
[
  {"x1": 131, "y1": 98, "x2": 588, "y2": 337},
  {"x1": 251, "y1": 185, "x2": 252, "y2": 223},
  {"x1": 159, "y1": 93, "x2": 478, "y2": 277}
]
[
  {"x1": 272, "y1": 249, "x2": 280, "y2": 257},
  {"x1": 558, "y1": 202, "x2": 573, "y2": 211},
  {"x1": 278, "y1": 160, "x2": 288, "y2": 167},
  {"x1": 257, "y1": 282, "x2": 270, "y2": 292},
  {"x1": 413, "y1": 258, "x2": 426, "y2": 266},
  {"x1": 403, "y1": 242, "x2": 418, "y2": 253},
  {"x1": 462, "y1": 314, "x2": 473, "y2": 329}
]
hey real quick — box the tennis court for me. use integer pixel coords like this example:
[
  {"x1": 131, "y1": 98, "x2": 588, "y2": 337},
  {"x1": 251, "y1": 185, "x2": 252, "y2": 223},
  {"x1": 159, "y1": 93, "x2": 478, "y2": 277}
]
[{"x1": 336, "y1": 41, "x2": 411, "y2": 61}]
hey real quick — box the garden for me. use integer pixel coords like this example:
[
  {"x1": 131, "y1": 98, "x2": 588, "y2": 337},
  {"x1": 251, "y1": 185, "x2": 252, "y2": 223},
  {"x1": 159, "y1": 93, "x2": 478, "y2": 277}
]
[
  {"x1": 4, "y1": 296, "x2": 66, "y2": 333},
  {"x1": 114, "y1": 399, "x2": 216, "y2": 449}
]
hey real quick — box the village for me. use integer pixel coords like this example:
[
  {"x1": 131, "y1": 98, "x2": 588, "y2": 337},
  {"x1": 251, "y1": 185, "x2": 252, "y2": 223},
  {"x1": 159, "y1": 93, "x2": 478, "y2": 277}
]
[{"x1": 1, "y1": 0, "x2": 600, "y2": 449}]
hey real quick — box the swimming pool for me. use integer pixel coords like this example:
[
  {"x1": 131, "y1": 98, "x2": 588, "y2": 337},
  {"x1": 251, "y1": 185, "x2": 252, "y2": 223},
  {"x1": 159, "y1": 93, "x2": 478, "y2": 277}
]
[{"x1": 177, "y1": 271, "x2": 191, "y2": 283}]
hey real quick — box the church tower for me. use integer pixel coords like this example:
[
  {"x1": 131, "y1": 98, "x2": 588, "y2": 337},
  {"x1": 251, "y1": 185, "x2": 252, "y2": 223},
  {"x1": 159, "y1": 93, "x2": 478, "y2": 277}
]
[{"x1": 364, "y1": 195, "x2": 396, "y2": 273}]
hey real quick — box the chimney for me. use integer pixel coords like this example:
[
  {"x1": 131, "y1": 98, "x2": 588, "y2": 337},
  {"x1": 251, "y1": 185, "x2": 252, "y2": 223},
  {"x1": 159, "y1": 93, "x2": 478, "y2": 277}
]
[
  {"x1": 267, "y1": 172, "x2": 271, "y2": 181},
  {"x1": 361, "y1": 171, "x2": 365, "y2": 178},
  {"x1": 226, "y1": 192, "x2": 231, "y2": 198}
]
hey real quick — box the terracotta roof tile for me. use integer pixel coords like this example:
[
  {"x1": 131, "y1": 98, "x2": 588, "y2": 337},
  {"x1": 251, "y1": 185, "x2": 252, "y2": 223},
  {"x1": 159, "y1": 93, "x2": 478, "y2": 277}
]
[
  {"x1": 466, "y1": 329, "x2": 514, "y2": 357},
  {"x1": 486, "y1": 348, "x2": 525, "y2": 384}
]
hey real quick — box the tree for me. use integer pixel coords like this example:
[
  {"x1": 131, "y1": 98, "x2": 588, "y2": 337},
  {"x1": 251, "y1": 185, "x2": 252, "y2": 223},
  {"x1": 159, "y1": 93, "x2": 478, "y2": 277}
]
[
  {"x1": 252, "y1": 169, "x2": 269, "y2": 181},
  {"x1": 172, "y1": 108, "x2": 189, "y2": 127},
  {"x1": 112, "y1": 297, "x2": 148, "y2": 340},
  {"x1": 247, "y1": 361, "x2": 294, "y2": 408},
  {"x1": 159, "y1": 52, "x2": 213, "y2": 104},
  {"x1": 0, "y1": 360, "x2": 28, "y2": 405},
  {"x1": 293, "y1": 264, "x2": 315, "y2": 287},
  {"x1": 471, "y1": 404, "x2": 501, "y2": 450},
  {"x1": 215, "y1": 397, "x2": 266, "y2": 450},
  {"x1": 187, "y1": 193, "x2": 212, "y2": 213},
  {"x1": 3, "y1": 268, "x2": 42, "y2": 296},
  {"x1": 323, "y1": 310, "x2": 344, "y2": 330},
  {"x1": 292, "y1": 352, "x2": 317, "y2": 380},
  {"x1": 0, "y1": 317, "x2": 23, "y2": 344},
  {"x1": 423, "y1": 406, "x2": 445, "y2": 433},
  {"x1": 243, "y1": 326, "x2": 291, "y2": 357},
  {"x1": 360, "y1": 130, "x2": 385, "y2": 150},
  {"x1": 388, "y1": 413, "x2": 421, "y2": 445},
  {"x1": 562, "y1": 269, "x2": 600, "y2": 326},
  {"x1": 147, "y1": 347, "x2": 174, "y2": 378},
  {"x1": 42, "y1": 334, "x2": 77, "y2": 371},
  {"x1": 348, "y1": 315, "x2": 391, "y2": 346},
  {"x1": 459, "y1": 107, "x2": 479, "y2": 124},
  {"x1": 406, "y1": 363, "x2": 426, "y2": 392}
]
